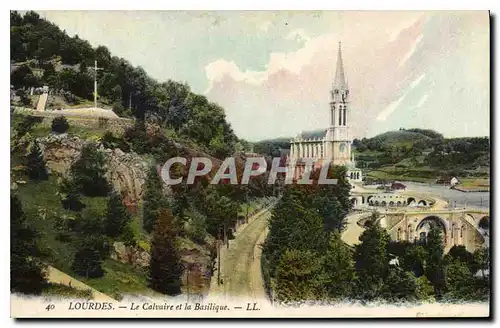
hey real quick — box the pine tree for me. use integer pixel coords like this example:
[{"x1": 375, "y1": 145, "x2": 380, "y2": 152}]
[
  {"x1": 26, "y1": 140, "x2": 48, "y2": 180},
  {"x1": 104, "y1": 191, "x2": 131, "y2": 238},
  {"x1": 59, "y1": 177, "x2": 85, "y2": 211},
  {"x1": 354, "y1": 217, "x2": 390, "y2": 300},
  {"x1": 424, "y1": 223, "x2": 446, "y2": 298},
  {"x1": 274, "y1": 249, "x2": 325, "y2": 303},
  {"x1": 70, "y1": 143, "x2": 110, "y2": 197},
  {"x1": 11, "y1": 194, "x2": 47, "y2": 294},
  {"x1": 142, "y1": 166, "x2": 168, "y2": 233},
  {"x1": 323, "y1": 232, "x2": 356, "y2": 299},
  {"x1": 149, "y1": 209, "x2": 183, "y2": 295},
  {"x1": 71, "y1": 236, "x2": 105, "y2": 278}
]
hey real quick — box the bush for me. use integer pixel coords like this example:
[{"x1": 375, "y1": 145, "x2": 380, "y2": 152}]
[
  {"x1": 479, "y1": 217, "x2": 489, "y2": 230},
  {"x1": 112, "y1": 101, "x2": 125, "y2": 116},
  {"x1": 51, "y1": 115, "x2": 69, "y2": 133}
]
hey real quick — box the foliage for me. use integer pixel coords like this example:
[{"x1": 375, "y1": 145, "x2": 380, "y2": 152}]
[
  {"x1": 142, "y1": 166, "x2": 169, "y2": 233},
  {"x1": 51, "y1": 115, "x2": 69, "y2": 134},
  {"x1": 26, "y1": 140, "x2": 48, "y2": 180},
  {"x1": 354, "y1": 217, "x2": 390, "y2": 300},
  {"x1": 58, "y1": 177, "x2": 85, "y2": 211},
  {"x1": 104, "y1": 191, "x2": 132, "y2": 238},
  {"x1": 14, "y1": 114, "x2": 44, "y2": 138},
  {"x1": 72, "y1": 236, "x2": 105, "y2": 278},
  {"x1": 70, "y1": 143, "x2": 110, "y2": 197},
  {"x1": 424, "y1": 224, "x2": 446, "y2": 298},
  {"x1": 381, "y1": 266, "x2": 419, "y2": 302},
  {"x1": 274, "y1": 249, "x2": 326, "y2": 304},
  {"x1": 479, "y1": 216, "x2": 489, "y2": 230},
  {"x1": 11, "y1": 194, "x2": 47, "y2": 294},
  {"x1": 323, "y1": 232, "x2": 356, "y2": 299},
  {"x1": 149, "y1": 209, "x2": 183, "y2": 295},
  {"x1": 11, "y1": 10, "x2": 238, "y2": 158},
  {"x1": 100, "y1": 131, "x2": 130, "y2": 152}
]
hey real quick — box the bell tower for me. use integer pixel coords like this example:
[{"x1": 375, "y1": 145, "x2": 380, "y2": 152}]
[{"x1": 325, "y1": 42, "x2": 352, "y2": 165}]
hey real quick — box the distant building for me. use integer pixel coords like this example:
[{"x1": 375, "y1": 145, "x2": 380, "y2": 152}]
[
  {"x1": 287, "y1": 42, "x2": 362, "y2": 182},
  {"x1": 450, "y1": 177, "x2": 460, "y2": 186}
]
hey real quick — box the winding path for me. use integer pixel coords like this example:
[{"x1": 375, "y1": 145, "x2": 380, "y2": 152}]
[{"x1": 207, "y1": 208, "x2": 271, "y2": 300}]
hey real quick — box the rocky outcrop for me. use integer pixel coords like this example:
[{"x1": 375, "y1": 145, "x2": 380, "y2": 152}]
[
  {"x1": 38, "y1": 133, "x2": 151, "y2": 207},
  {"x1": 101, "y1": 146, "x2": 150, "y2": 209},
  {"x1": 110, "y1": 242, "x2": 151, "y2": 268}
]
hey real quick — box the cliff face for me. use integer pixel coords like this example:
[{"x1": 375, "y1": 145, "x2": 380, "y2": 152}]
[{"x1": 38, "y1": 133, "x2": 150, "y2": 208}]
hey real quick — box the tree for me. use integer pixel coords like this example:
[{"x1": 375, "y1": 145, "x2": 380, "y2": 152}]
[
  {"x1": 142, "y1": 166, "x2": 169, "y2": 233},
  {"x1": 323, "y1": 232, "x2": 356, "y2": 299},
  {"x1": 149, "y1": 209, "x2": 183, "y2": 295},
  {"x1": 26, "y1": 140, "x2": 48, "y2": 180},
  {"x1": 104, "y1": 191, "x2": 131, "y2": 238},
  {"x1": 51, "y1": 116, "x2": 69, "y2": 134},
  {"x1": 70, "y1": 143, "x2": 110, "y2": 197},
  {"x1": 59, "y1": 177, "x2": 85, "y2": 211},
  {"x1": 424, "y1": 224, "x2": 446, "y2": 298},
  {"x1": 72, "y1": 237, "x2": 105, "y2": 278},
  {"x1": 11, "y1": 194, "x2": 47, "y2": 294},
  {"x1": 382, "y1": 266, "x2": 418, "y2": 302},
  {"x1": 354, "y1": 217, "x2": 390, "y2": 300},
  {"x1": 274, "y1": 249, "x2": 326, "y2": 303},
  {"x1": 400, "y1": 244, "x2": 427, "y2": 277},
  {"x1": 443, "y1": 259, "x2": 474, "y2": 300},
  {"x1": 471, "y1": 247, "x2": 489, "y2": 278},
  {"x1": 479, "y1": 217, "x2": 489, "y2": 230}
]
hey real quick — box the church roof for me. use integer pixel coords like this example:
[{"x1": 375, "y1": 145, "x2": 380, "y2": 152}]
[
  {"x1": 333, "y1": 42, "x2": 348, "y2": 90},
  {"x1": 298, "y1": 129, "x2": 327, "y2": 140}
]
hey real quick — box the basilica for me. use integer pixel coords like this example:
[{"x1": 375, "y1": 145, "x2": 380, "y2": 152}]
[{"x1": 288, "y1": 42, "x2": 363, "y2": 182}]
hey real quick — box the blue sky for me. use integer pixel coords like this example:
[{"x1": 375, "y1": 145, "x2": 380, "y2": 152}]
[{"x1": 38, "y1": 11, "x2": 490, "y2": 141}]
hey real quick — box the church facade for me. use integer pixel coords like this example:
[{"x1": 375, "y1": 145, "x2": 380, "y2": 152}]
[{"x1": 288, "y1": 42, "x2": 363, "y2": 182}]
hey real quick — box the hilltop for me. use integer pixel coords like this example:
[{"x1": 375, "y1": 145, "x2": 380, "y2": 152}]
[{"x1": 10, "y1": 11, "x2": 275, "y2": 300}]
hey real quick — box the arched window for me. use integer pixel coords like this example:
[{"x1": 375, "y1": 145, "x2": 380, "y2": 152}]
[
  {"x1": 338, "y1": 106, "x2": 342, "y2": 125},
  {"x1": 397, "y1": 228, "x2": 402, "y2": 241},
  {"x1": 461, "y1": 225, "x2": 465, "y2": 238},
  {"x1": 343, "y1": 107, "x2": 347, "y2": 125},
  {"x1": 451, "y1": 223, "x2": 456, "y2": 239}
]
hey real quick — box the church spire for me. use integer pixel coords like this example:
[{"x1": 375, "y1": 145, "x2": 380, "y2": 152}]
[{"x1": 333, "y1": 41, "x2": 348, "y2": 90}]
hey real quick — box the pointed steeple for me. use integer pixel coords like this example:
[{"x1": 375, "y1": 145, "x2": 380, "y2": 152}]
[{"x1": 333, "y1": 41, "x2": 348, "y2": 90}]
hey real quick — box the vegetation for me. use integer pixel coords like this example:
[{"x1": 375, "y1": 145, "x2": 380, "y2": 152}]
[
  {"x1": 70, "y1": 143, "x2": 110, "y2": 197},
  {"x1": 11, "y1": 10, "x2": 238, "y2": 159},
  {"x1": 51, "y1": 116, "x2": 69, "y2": 133},
  {"x1": 263, "y1": 178, "x2": 490, "y2": 304},
  {"x1": 149, "y1": 210, "x2": 183, "y2": 295},
  {"x1": 26, "y1": 140, "x2": 48, "y2": 180},
  {"x1": 11, "y1": 194, "x2": 47, "y2": 295}
]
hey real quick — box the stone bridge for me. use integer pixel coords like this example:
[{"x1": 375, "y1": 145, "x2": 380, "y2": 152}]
[{"x1": 378, "y1": 208, "x2": 489, "y2": 252}]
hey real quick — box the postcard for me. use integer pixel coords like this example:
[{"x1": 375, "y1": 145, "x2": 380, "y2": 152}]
[{"x1": 10, "y1": 10, "x2": 490, "y2": 318}]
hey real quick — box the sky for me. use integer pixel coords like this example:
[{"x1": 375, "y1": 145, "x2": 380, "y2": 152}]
[{"x1": 37, "y1": 10, "x2": 490, "y2": 141}]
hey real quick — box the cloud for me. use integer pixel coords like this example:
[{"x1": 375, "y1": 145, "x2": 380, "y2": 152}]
[
  {"x1": 285, "y1": 28, "x2": 310, "y2": 42},
  {"x1": 204, "y1": 33, "x2": 332, "y2": 94}
]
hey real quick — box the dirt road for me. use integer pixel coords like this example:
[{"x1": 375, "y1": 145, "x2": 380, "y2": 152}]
[{"x1": 208, "y1": 209, "x2": 271, "y2": 300}]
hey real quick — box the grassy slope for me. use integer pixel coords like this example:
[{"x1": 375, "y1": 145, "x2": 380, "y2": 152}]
[
  {"x1": 13, "y1": 171, "x2": 155, "y2": 300},
  {"x1": 359, "y1": 130, "x2": 489, "y2": 186}
]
